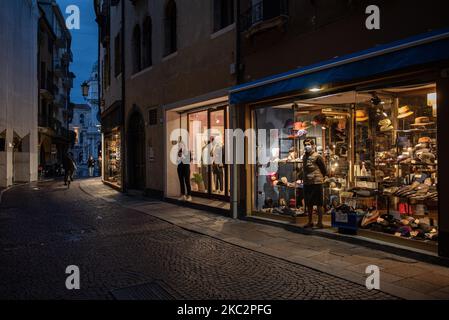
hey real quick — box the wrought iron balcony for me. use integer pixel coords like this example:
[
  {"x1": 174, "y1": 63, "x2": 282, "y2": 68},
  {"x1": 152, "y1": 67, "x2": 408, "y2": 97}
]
[{"x1": 240, "y1": 0, "x2": 289, "y2": 34}]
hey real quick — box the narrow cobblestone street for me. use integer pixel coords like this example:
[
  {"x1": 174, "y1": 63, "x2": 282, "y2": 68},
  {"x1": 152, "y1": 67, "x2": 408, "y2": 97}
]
[{"x1": 0, "y1": 179, "x2": 398, "y2": 300}]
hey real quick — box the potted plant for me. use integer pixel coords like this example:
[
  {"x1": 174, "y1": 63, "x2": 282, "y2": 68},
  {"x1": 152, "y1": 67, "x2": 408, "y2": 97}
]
[{"x1": 191, "y1": 173, "x2": 205, "y2": 192}]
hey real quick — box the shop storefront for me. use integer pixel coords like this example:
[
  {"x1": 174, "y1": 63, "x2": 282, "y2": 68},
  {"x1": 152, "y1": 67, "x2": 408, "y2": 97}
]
[
  {"x1": 104, "y1": 128, "x2": 122, "y2": 188},
  {"x1": 230, "y1": 28, "x2": 449, "y2": 256},
  {"x1": 187, "y1": 106, "x2": 230, "y2": 199},
  {"x1": 101, "y1": 101, "x2": 123, "y2": 190},
  {"x1": 165, "y1": 94, "x2": 231, "y2": 210}
]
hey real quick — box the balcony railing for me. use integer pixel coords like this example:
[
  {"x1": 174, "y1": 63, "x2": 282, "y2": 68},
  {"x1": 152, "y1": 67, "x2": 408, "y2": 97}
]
[{"x1": 240, "y1": 0, "x2": 289, "y2": 33}]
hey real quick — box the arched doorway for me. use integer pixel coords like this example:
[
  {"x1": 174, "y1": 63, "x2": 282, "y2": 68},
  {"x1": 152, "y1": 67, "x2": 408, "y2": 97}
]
[{"x1": 127, "y1": 111, "x2": 146, "y2": 190}]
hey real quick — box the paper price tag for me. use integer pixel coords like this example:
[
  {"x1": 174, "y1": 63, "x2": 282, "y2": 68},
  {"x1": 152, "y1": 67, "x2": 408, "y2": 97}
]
[{"x1": 335, "y1": 212, "x2": 349, "y2": 223}]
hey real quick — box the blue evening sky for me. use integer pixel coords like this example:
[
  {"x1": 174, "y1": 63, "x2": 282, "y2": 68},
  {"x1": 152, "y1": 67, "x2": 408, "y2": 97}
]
[{"x1": 57, "y1": 0, "x2": 98, "y2": 104}]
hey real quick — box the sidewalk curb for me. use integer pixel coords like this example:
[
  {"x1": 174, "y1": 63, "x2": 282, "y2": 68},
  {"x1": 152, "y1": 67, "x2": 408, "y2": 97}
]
[
  {"x1": 134, "y1": 210, "x2": 433, "y2": 300},
  {"x1": 244, "y1": 216, "x2": 449, "y2": 268},
  {"x1": 79, "y1": 182, "x2": 409, "y2": 299},
  {"x1": 79, "y1": 181, "x2": 447, "y2": 300}
]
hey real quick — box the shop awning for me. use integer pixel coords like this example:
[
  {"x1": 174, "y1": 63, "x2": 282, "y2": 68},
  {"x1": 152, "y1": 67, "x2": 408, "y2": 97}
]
[{"x1": 230, "y1": 28, "x2": 449, "y2": 105}]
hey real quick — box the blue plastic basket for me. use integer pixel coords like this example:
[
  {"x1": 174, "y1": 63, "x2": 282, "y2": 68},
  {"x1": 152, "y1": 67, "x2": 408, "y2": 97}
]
[{"x1": 331, "y1": 210, "x2": 360, "y2": 232}]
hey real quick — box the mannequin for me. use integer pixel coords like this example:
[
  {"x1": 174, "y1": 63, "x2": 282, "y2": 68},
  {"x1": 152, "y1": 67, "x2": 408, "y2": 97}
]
[
  {"x1": 176, "y1": 136, "x2": 192, "y2": 201},
  {"x1": 211, "y1": 136, "x2": 224, "y2": 193}
]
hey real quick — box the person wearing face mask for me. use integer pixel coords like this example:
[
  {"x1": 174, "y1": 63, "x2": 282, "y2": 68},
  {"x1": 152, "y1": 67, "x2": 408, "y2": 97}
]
[{"x1": 299, "y1": 139, "x2": 328, "y2": 229}]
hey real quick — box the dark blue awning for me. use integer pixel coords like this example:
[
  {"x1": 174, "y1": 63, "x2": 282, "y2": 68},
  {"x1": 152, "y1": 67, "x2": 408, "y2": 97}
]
[{"x1": 230, "y1": 28, "x2": 449, "y2": 105}]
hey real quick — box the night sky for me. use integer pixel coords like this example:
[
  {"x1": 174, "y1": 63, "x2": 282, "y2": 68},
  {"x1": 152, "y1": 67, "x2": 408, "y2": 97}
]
[{"x1": 57, "y1": 0, "x2": 98, "y2": 104}]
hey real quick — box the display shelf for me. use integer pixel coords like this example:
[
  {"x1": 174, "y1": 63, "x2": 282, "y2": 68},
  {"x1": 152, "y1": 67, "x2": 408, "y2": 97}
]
[
  {"x1": 274, "y1": 160, "x2": 303, "y2": 164},
  {"x1": 395, "y1": 128, "x2": 437, "y2": 133},
  {"x1": 398, "y1": 162, "x2": 437, "y2": 167}
]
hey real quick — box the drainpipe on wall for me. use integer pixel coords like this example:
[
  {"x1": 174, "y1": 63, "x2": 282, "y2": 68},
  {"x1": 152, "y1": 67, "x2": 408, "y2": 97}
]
[
  {"x1": 121, "y1": 0, "x2": 126, "y2": 192},
  {"x1": 231, "y1": 0, "x2": 242, "y2": 219}
]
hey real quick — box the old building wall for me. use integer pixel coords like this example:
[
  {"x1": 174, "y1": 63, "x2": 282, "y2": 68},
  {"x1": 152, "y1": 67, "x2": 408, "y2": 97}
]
[
  {"x1": 122, "y1": 0, "x2": 236, "y2": 193},
  {"x1": 240, "y1": 0, "x2": 449, "y2": 82},
  {"x1": 0, "y1": 0, "x2": 39, "y2": 187}
]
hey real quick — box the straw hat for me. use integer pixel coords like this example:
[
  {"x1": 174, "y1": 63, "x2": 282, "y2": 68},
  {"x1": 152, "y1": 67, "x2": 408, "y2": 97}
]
[
  {"x1": 397, "y1": 106, "x2": 414, "y2": 119},
  {"x1": 356, "y1": 110, "x2": 368, "y2": 122},
  {"x1": 378, "y1": 118, "x2": 393, "y2": 132},
  {"x1": 410, "y1": 117, "x2": 435, "y2": 127}
]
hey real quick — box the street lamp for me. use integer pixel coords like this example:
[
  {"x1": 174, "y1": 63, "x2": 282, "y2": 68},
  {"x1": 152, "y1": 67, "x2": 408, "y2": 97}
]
[{"x1": 81, "y1": 81, "x2": 90, "y2": 98}]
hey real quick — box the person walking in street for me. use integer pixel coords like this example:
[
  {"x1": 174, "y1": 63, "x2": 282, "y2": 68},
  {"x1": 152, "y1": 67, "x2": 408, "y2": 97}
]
[
  {"x1": 88, "y1": 155, "x2": 95, "y2": 177},
  {"x1": 299, "y1": 139, "x2": 328, "y2": 229},
  {"x1": 63, "y1": 152, "x2": 77, "y2": 186}
]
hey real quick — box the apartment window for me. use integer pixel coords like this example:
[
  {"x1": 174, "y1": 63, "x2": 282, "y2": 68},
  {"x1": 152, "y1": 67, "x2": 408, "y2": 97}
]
[
  {"x1": 164, "y1": 0, "x2": 177, "y2": 56},
  {"x1": 142, "y1": 16, "x2": 153, "y2": 68},
  {"x1": 0, "y1": 130, "x2": 6, "y2": 152},
  {"x1": 132, "y1": 24, "x2": 142, "y2": 74},
  {"x1": 48, "y1": 37, "x2": 53, "y2": 54},
  {"x1": 214, "y1": 0, "x2": 234, "y2": 32},
  {"x1": 80, "y1": 114, "x2": 85, "y2": 125},
  {"x1": 149, "y1": 109, "x2": 158, "y2": 126},
  {"x1": 40, "y1": 62, "x2": 46, "y2": 88},
  {"x1": 114, "y1": 32, "x2": 122, "y2": 77},
  {"x1": 103, "y1": 43, "x2": 111, "y2": 88}
]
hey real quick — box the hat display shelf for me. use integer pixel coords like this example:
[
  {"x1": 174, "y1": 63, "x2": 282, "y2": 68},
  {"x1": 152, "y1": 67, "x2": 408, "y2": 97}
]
[
  {"x1": 376, "y1": 110, "x2": 438, "y2": 235},
  {"x1": 268, "y1": 127, "x2": 304, "y2": 218}
]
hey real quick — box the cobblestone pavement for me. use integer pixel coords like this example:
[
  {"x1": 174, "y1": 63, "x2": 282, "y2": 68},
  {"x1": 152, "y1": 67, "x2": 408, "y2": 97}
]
[{"x1": 0, "y1": 180, "x2": 396, "y2": 300}]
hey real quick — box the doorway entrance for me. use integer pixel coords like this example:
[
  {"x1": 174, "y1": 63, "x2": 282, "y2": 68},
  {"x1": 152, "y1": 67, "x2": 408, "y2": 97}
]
[{"x1": 128, "y1": 111, "x2": 146, "y2": 190}]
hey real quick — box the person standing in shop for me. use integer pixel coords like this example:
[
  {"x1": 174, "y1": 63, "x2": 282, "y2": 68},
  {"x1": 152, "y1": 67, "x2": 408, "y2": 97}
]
[
  {"x1": 299, "y1": 139, "x2": 328, "y2": 229},
  {"x1": 177, "y1": 137, "x2": 192, "y2": 202}
]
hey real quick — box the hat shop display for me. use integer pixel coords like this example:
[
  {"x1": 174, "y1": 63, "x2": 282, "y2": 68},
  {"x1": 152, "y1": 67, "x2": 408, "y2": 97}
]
[
  {"x1": 397, "y1": 105, "x2": 414, "y2": 119},
  {"x1": 379, "y1": 118, "x2": 393, "y2": 132},
  {"x1": 355, "y1": 110, "x2": 369, "y2": 122},
  {"x1": 410, "y1": 116, "x2": 435, "y2": 127},
  {"x1": 257, "y1": 87, "x2": 439, "y2": 250}
]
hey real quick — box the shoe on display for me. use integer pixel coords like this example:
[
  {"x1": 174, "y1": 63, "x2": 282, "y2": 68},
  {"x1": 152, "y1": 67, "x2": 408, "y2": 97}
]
[
  {"x1": 361, "y1": 209, "x2": 379, "y2": 228},
  {"x1": 186, "y1": 196, "x2": 193, "y2": 202},
  {"x1": 178, "y1": 195, "x2": 186, "y2": 201}
]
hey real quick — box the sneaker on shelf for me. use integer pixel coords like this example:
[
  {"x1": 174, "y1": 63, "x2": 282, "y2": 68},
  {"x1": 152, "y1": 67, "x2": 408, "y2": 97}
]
[{"x1": 186, "y1": 196, "x2": 193, "y2": 202}]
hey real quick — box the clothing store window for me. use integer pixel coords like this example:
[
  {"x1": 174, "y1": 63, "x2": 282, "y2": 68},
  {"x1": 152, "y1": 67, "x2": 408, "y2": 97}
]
[
  {"x1": 189, "y1": 111, "x2": 208, "y2": 194},
  {"x1": 104, "y1": 128, "x2": 121, "y2": 187},
  {"x1": 210, "y1": 109, "x2": 225, "y2": 195},
  {"x1": 188, "y1": 106, "x2": 229, "y2": 199},
  {"x1": 252, "y1": 83, "x2": 438, "y2": 251}
]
